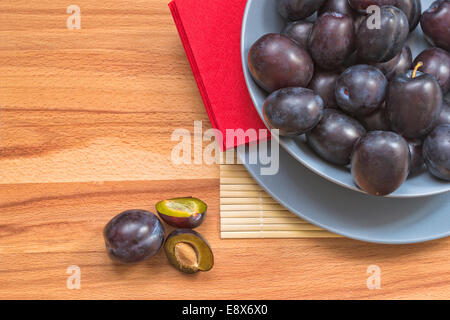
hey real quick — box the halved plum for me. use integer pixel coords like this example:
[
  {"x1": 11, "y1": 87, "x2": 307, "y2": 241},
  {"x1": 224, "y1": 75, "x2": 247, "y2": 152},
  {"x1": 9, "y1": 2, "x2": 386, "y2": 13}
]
[
  {"x1": 164, "y1": 229, "x2": 214, "y2": 274},
  {"x1": 156, "y1": 197, "x2": 207, "y2": 229}
]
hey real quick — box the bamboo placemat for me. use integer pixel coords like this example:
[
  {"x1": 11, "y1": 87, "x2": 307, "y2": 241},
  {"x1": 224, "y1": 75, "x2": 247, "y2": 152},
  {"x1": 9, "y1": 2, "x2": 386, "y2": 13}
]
[{"x1": 220, "y1": 151, "x2": 341, "y2": 239}]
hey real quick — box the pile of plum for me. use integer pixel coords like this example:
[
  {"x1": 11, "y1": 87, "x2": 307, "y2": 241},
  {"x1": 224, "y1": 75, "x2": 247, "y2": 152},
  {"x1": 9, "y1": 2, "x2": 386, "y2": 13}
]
[{"x1": 248, "y1": 0, "x2": 450, "y2": 196}]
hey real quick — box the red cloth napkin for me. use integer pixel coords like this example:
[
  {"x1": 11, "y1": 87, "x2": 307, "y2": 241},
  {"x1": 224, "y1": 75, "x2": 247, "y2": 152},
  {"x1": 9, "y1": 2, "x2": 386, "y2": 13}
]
[{"x1": 169, "y1": 0, "x2": 269, "y2": 150}]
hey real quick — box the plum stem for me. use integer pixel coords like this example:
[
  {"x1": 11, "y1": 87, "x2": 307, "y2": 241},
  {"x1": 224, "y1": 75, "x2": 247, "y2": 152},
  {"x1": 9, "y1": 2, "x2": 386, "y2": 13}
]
[{"x1": 412, "y1": 62, "x2": 423, "y2": 78}]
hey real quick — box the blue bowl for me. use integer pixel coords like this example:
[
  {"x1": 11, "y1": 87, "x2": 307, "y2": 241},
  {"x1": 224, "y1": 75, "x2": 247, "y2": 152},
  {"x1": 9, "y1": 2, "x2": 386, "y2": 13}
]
[{"x1": 241, "y1": 0, "x2": 450, "y2": 198}]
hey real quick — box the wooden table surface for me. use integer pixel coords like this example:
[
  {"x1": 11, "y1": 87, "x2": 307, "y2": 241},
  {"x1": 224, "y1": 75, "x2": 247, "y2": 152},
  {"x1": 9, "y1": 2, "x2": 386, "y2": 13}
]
[{"x1": 0, "y1": 0, "x2": 449, "y2": 300}]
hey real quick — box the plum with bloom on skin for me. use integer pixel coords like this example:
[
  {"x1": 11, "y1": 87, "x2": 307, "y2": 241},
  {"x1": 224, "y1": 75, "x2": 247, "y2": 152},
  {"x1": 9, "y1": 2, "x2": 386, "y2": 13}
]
[
  {"x1": 263, "y1": 87, "x2": 324, "y2": 137},
  {"x1": 248, "y1": 34, "x2": 314, "y2": 93},
  {"x1": 352, "y1": 131, "x2": 410, "y2": 196},
  {"x1": 309, "y1": 12, "x2": 355, "y2": 70},
  {"x1": 103, "y1": 210, "x2": 165, "y2": 263},
  {"x1": 335, "y1": 65, "x2": 388, "y2": 116},
  {"x1": 387, "y1": 69, "x2": 443, "y2": 139},
  {"x1": 421, "y1": 0, "x2": 450, "y2": 51},
  {"x1": 306, "y1": 109, "x2": 366, "y2": 165},
  {"x1": 356, "y1": 6, "x2": 409, "y2": 63},
  {"x1": 414, "y1": 47, "x2": 450, "y2": 94}
]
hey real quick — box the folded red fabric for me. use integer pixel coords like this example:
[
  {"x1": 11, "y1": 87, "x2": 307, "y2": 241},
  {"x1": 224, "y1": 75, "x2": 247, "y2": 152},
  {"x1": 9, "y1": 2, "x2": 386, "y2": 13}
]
[{"x1": 169, "y1": 0, "x2": 269, "y2": 150}]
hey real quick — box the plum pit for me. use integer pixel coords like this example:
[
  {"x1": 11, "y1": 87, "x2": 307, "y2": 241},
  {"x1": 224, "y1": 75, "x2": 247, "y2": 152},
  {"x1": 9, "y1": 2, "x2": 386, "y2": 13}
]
[{"x1": 174, "y1": 242, "x2": 199, "y2": 271}]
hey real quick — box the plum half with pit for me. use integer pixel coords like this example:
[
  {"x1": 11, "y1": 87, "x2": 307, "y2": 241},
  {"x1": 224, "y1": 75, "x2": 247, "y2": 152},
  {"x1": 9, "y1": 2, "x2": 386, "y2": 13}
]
[
  {"x1": 335, "y1": 65, "x2": 388, "y2": 116},
  {"x1": 277, "y1": 0, "x2": 326, "y2": 20},
  {"x1": 263, "y1": 87, "x2": 324, "y2": 137},
  {"x1": 356, "y1": 6, "x2": 409, "y2": 63},
  {"x1": 307, "y1": 69, "x2": 340, "y2": 108},
  {"x1": 156, "y1": 197, "x2": 207, "y2": 229},
  {"x1": 414, "y1": 47, "x2": 450, "y2": 94},
  {"x1": 386, "y1": 64, "x2": 443, "y2": 139},
  {"x1": 103, "y1": 210, "x2": 165, "y2": 263},
  {"x1": 282, "y1": 21, "x2": 313, "y2": 49},
  {"x1": 352, "y1": 131, "x2": 410, "y2": 196},
  {"x1": 371, "y1": 45, "x2": 412, "y2": 80},
  {"x1": 421, "y1": 1, "x2": 450, "y2": 51},
  {"x1": 306, "y1": 109, "x2": 366, "y2": 165},
  {"x1": 423, "y1": 125, "x2": 450, "y2": 181},
  {"x1": 248, "y1": 34, "x2": 314, "y2": 92},
  {"x1": 308, "y1": 12, "x2": 355, "y2": 70},
  {"x1": 164, "y1": 229, "x2": 214, "y2": 274}
]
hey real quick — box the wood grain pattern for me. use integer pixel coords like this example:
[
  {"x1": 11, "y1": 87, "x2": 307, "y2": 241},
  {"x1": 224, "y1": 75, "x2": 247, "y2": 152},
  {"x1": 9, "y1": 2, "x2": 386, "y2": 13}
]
[
  {"x1": 0, "y1": 0, "x2": 449, "y2": 300},
  {"x1": 0, "y1": 0, "x2": 216, "y2": 184}
]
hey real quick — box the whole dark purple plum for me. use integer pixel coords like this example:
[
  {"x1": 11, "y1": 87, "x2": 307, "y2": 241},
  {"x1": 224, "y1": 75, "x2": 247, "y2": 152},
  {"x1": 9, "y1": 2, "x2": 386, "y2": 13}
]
[
  {"x1": 371, "y1": 45, "x2": 412, "y2": 80},
  {"x1": 348, "y1": 0, "x2": 396, "y2": 12},
  {"x1": 282, "y1": 21, "x2": 313, "y2": 49},
  {"x1": 277, "y1": 0, "x2": 326, "y2": 20},
  {"x1": 263, "y1": 87, "x2": 324, "y2": 137},
  {"x1": 421, "y1": 1, "x2": 450, "y2": 51},
  {"x1": 319, "y1": 0, "x2": 358, "y2": 19},
  {"x1": 395, "y1": 0, "x2": 422, "y2": 31},
  {"x1": 307, "y1": 69, "x2": 340, "y2": 108},
  {"x1": 423, "y1": 124, "x2": 450, "y2": 181},
  {"x1": 357, "y1": 103, "x2": 390, "y2": 131},
  {"x1": 104, "y1": 210, "x2": 165, "y2": 263},
  {"x1": 356, "y1": 6, "x2": 409, "y2": 63},
  {"x1": 352, "y1": 131, "x2": 410, "y2": 196},
  {"x1": 306, "y1": 109, "x2": 366, "y2": 165},
  {"x1": 436, "y1": 102, "x2": 450, "y2": 126},
  {"x1": 248, "y1": 34, "x2": 314, "y2": 93},
  {"x1": 407, "y1": 139, "x2": 425, "y2": 176},
  {"x1": 335, "y1": 65, "x2": 387, "y2": 116},
  {"x1": 414, "y1": 48, "x2": 450, "y2": 94},
  {"x1": 386, "y1": 68, "x2": 443, "y2": 138},
  {"x1": 309, "y1": 12, "x2": 355, "y2": 70}
]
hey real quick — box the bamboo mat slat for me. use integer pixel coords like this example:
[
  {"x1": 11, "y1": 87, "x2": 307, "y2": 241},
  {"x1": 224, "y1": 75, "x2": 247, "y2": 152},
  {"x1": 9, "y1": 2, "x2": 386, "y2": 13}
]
[{"x1": 220, "y1": 150, "x2": 340, "y2": 239}]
